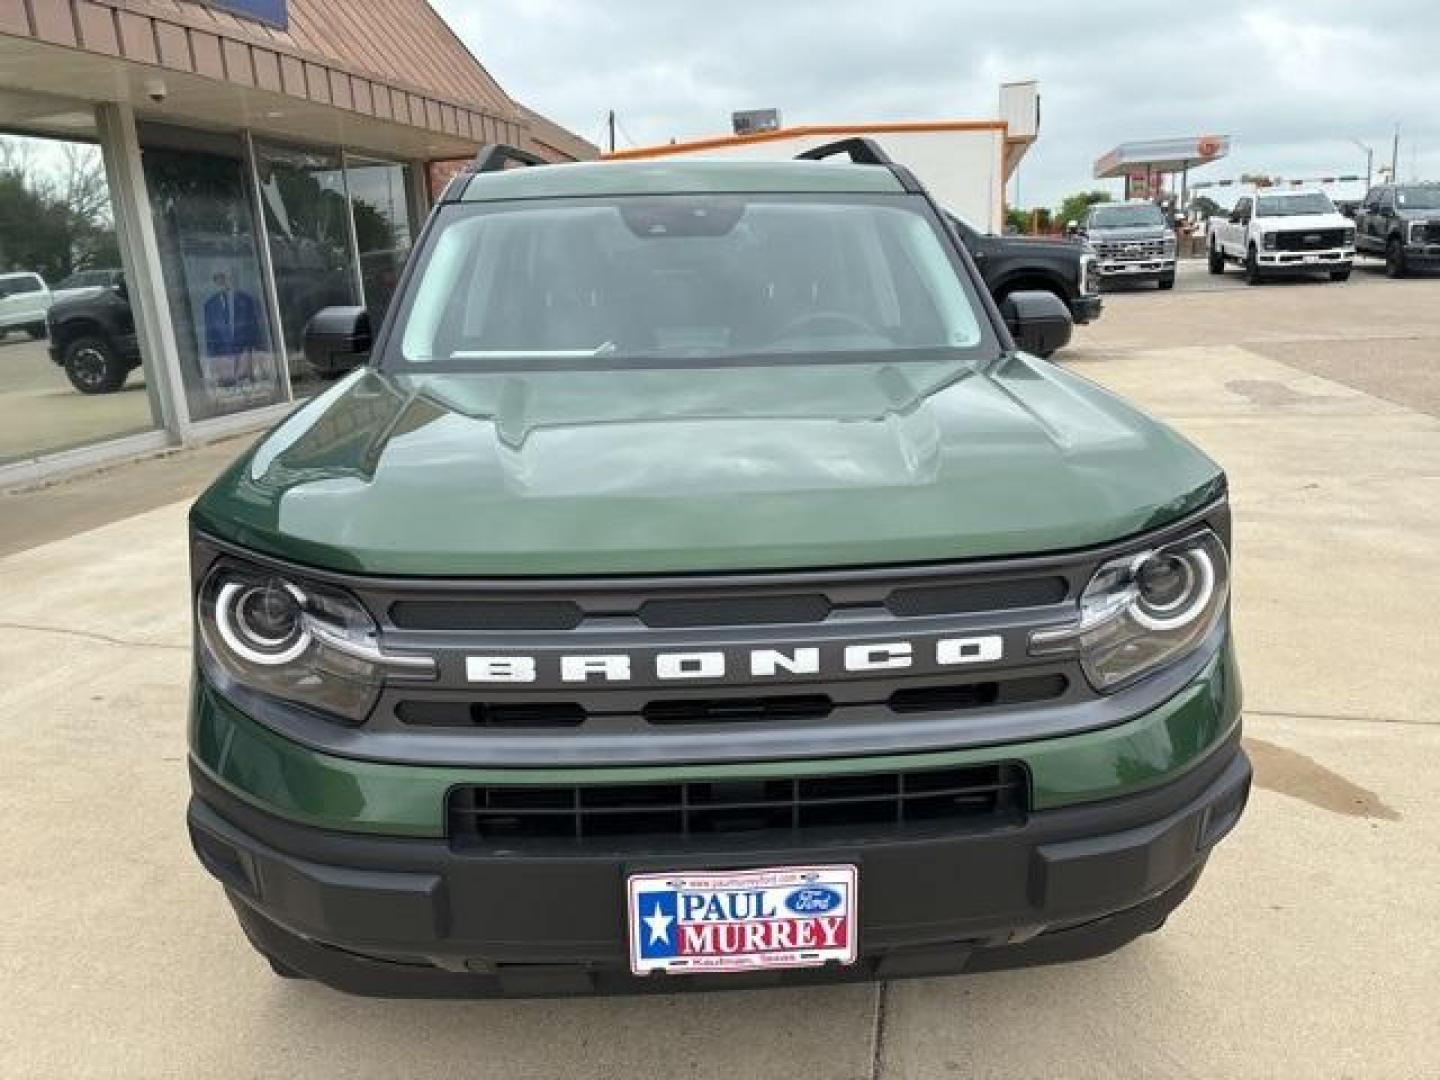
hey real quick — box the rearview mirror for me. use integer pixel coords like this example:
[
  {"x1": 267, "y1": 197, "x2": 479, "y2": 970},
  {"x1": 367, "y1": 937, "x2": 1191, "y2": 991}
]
[
  {"x1": 1000, "y1": 291, "x2": 1073, "y2": 358},
  {"x1": 303, "y1": 306, "x2": 372, "y2": 377}
]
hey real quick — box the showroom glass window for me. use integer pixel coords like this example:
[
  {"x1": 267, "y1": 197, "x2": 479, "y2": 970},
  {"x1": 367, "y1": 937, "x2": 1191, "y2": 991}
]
[
  {"x1": 140, "y1": 124, "x2": 282, "y2": 422},
  {"x1": 0, "y1": 111, "x2": 161, "y2": 464},
  {"x1": 345, "y1": 154, "x2": 415, "y2": 327},
  {"x1": 253, "y1": 142, "x2": 360, "y2": 399}
]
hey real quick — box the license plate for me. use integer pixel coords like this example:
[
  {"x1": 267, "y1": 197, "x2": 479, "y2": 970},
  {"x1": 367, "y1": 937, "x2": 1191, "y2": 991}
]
[{"x1": 627, "y1": 865, "x2": 858, "y2": 975}]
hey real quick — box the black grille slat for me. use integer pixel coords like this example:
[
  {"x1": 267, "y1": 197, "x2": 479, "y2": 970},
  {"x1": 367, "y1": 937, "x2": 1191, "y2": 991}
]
[
  {"x1": 639, "y1": 594, "x2": 831, "y2": 628},
  {"x1": 389, "y1": 599, "x2": 583, "y2": 631},
  {"x1": 448, "y1": 762, "x2": 1028, "y2": 845},
  {"x1": 643, "y1": 695, "x2": 833, "y2": 726},
  {"x1": 889, "y1": 674, "x2": 1067, "y2": 714},
  {"x1": 886, "y1": 577, "x2": 1068, "y2": 616}
]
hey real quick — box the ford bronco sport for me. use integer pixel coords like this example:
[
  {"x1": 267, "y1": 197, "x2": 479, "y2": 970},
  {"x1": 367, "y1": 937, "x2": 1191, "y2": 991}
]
[{"x1": 186, "y1": 140, "x2": 1249, "y2": 997}]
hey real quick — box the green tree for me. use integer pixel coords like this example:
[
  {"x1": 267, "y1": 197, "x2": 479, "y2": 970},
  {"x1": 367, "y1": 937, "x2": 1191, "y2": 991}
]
[
  {"x1": 1055, "y1": 190, "x2": 1112, "y2": 230},
  {"x1": 1191, "y1": 195, "x2": 1223, "y2": 221}
]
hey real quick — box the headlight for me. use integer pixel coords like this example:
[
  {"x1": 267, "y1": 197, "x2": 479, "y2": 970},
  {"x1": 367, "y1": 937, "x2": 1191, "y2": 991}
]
[
  {"x1": 1262, "y1": 233, "x2": 1277, "y2": 251},
  {"x1": 1163, "y1": 235, "x2": 1177, "y2": 254},
  {"x1": 1080, "y1": 252, "x2": 1099, "y2": 294},
  {"x1": 197, "y1": 562, "x2": 434, "y2": 721},
  {"x1": 1029, "y1": 530, "x2": 1229, "y2": 692},
  {"x1": 1409, "y1": 222, "x2": 1425, "y2": 244}
]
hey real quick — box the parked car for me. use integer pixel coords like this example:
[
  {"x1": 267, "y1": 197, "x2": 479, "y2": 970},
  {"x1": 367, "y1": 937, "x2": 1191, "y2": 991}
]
[
  {"x1": 1352, "y1": 183, "x2": 1440, "y2": 277},
  {"x1": 45, "y1": 273, "x2": 143, "y2": 393},
  {"x1": 0, "y1": 271, "x2": 52, "y2": 339},
  {"x1": 1207, "y1": 190, "x2": 1354, "y2": 284},
  {"x1": 945, "y1": 211, "x2": 1101, "y2": 355},
  {"x1": 51, "y1": 266, "x2": 125, "y2": 304},
  {"x1": 1069, "y1": 202, "x2": 1176, "y2": 290},
  {"x1": 185, "y1": 140, "x2": 1248, "y2": 997}
]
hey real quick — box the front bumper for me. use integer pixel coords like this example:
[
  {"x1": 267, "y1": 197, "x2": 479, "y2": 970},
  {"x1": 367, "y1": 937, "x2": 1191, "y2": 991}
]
[
  {"x1": 1071, "y1": 294, "x2": 1103, "y2": 324},
  {"x1": 1096, "y1": 257, "x2": 1175, "y2": 280},
  {"x1": 187, "y1": 644, "x2": 1246, "y2": 996},
  {"x1": 1257, "y1": 249, "x2": 1353, "y2": 271}
]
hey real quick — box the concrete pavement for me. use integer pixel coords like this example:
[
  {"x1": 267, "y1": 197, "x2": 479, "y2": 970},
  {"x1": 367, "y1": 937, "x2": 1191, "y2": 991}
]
[{"x1": 2, "y1": 270, "x2": 1439, "y2": 1078}]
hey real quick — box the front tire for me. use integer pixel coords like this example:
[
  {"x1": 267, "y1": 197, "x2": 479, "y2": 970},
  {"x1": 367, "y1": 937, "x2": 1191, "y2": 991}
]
[
  {"x1": 1385, "y1": 238, "x2": 1407, "y2": 278},
  {"x1": 1330, "y1": 268, "x2": 1352, "y2": 282},
  {"x1": 1244, "y1": 247, "x2": 1263, "y2": 286},
  {"x1": 62, "y1": 335, "x2": 128, "y2": 394},
  {"x1": 1208, "y1": 243, "x2": 1225, "y2": 274}
]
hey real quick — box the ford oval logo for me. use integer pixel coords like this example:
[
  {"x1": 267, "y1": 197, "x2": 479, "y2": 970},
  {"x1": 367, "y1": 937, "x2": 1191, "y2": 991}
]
[{"x1": 786, "y1": 886, "x2": 842, "y2": 915}]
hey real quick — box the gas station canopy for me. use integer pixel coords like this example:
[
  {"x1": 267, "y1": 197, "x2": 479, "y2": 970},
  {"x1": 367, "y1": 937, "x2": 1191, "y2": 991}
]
[{"x1": 1094, "y1": 136, "x2": 1230, "y2": 201}]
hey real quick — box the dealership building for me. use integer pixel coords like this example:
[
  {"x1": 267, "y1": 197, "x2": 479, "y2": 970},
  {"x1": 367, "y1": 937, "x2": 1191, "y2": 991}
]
[{"x1": 0, "y1": 0, "x2": 595, "y2": 483}]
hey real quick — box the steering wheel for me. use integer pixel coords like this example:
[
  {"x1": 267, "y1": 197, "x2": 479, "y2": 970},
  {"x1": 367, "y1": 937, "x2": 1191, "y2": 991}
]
[{"x1": 771, "y1": 310, "x2": 881, "y2": 343}]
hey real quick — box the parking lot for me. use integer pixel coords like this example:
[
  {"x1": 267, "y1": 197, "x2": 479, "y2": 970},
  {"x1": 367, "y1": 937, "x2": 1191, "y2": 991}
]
[
  {"x1": 2, "y1": 257, "x2": 1438, "y2": 1079},
  {"x1": 0, "y1": 332, "x2": 152, "y2": 465}
]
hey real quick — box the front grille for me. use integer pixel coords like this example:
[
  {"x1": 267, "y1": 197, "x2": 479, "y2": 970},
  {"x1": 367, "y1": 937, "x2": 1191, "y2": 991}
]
[
  {"x1": 1095, "y1": 238, "x2": 1165, "y2": 260},
  {"x1": 447, "y1": 761, "x2": 1029, "y2": 845},
  {"x1": 1274, "y1": 228, "x2": 1345, "y2": 252},
  {"x1": 393, "y1": 673, "x2": 1069, "y2": 729},
  {"x1": 1425, "y1": 220, "x2": 1440, "y2": 244}
]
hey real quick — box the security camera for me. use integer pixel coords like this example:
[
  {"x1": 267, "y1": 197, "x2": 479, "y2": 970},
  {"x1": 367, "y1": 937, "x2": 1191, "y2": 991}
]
[{"x1": 144, "y1": 78, "x2": 168, "y2": 104}]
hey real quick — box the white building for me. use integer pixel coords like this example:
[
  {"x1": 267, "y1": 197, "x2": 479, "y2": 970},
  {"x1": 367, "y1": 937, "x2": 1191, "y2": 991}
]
[{"x1": 606, "y1": 82, "x2": 1040, "y2": 234}]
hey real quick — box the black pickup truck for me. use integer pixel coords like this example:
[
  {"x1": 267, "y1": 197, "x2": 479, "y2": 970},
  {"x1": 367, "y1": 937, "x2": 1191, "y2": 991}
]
[
  {"x1": 1352, "y1": 183, "x2": 1440, "y2": 277},
  {"x1": 945, "y1": 213, "x2": 1101, "y2": 355},
  {"x1": 45, "y1": 273, "x2": 144, "y2": 394}
]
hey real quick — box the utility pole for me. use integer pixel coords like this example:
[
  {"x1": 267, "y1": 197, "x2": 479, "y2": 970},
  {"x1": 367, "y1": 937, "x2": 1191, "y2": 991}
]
[
  {"x1": 1351, "y1": 139, "x2": 1373, "y2": 191},
  {"x1": 607, "y1": 110, "x2": 616, "y2": 154},
  {"x1": 1391, "y1": 123, "x2": 1400, "y2": 182}
]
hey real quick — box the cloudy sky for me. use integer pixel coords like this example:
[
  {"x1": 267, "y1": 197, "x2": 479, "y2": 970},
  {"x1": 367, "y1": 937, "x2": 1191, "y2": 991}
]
[{"x1": 432, "y1": 0, "x2": 1439, "y2": 209}]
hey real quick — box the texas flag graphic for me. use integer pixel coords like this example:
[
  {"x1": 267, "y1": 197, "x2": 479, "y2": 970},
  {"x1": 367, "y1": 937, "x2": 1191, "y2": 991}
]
[{"x1": 628, "y1": 866, "x2": 857, "y2": 975}]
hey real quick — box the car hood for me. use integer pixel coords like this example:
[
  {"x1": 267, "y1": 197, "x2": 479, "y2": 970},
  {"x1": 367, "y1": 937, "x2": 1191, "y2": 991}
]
[
  {"x1": 192, "y1": 358, "x2": 1224, "y2": 576},
  {"x1": 1257, "y1": 212, "x2": 1352, "y2": 231}
]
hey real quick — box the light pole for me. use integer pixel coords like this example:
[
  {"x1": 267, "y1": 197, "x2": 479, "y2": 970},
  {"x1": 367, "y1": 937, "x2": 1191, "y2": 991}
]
[{"x1": 1350, "y1": 138, "x2": 1374, "y2": 191}]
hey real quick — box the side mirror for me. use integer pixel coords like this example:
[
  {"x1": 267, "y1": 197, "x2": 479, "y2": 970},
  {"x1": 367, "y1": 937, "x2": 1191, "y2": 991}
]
[
  {"x1": 1065, "y1": 219, "x2": 1079, "y2": 236},
  {"x1": 1001, "y1": 290, "x2": 1073, "y2": 358},
  {"x1": 304, "y1": 306, "x2": 372, "y2": 377}
]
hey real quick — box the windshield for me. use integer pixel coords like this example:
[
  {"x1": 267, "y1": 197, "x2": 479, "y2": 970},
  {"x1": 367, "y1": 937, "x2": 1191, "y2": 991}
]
[
  {"x1": 389, "y1": 195, "x2": 991, "y2": 371},
  {"x1": 1395, "y1": 186, "x2": 1440, "y2": 210},
  {"x1": 1090, "y1": 204, "x2": 1164, "y2": 229},
  {"x1": 1256, "y1": 193, "x2": 1335, "y2": 217}
]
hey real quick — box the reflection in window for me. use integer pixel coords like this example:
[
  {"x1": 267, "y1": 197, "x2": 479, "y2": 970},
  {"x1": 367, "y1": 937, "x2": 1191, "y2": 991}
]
[
  {"x1": 0, "y1": 128, "x2": 158, "y2": 463},
  {"x1": 345, "y1": 155, "x2": 414, "y2": 325},
  {"x1": 143, "y1": 144, "x2": 283, "y2": 421},
  {"x1": 254, "y1": 143, "x2": 360, "y2": 387}
]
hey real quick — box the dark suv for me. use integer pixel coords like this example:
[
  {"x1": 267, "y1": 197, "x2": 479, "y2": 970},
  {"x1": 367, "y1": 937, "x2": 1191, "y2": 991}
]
[
  {"x1": 945, "y1": 213, "x2": 1101, "y2": 353},
  {"x1": 45, "y1": 273, "x2": 143, "y2": 393},
  {"x1": 1353, "y1": 183, "x2": 1440, "y2": 277},
  {"x1": 185, "y1": 141, "x2": 1246, "y2": 998}
]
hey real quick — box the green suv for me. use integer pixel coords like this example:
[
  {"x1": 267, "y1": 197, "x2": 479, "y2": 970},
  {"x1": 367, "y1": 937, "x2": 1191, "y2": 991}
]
[{"x1": 186, "y1": 141, "x2": 1248, "y2": 997}]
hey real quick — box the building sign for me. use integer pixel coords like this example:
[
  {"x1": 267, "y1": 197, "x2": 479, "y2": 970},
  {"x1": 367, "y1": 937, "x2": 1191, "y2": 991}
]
[{"x1": 204, "y1": 1, "x2": 288, "y2": 29}]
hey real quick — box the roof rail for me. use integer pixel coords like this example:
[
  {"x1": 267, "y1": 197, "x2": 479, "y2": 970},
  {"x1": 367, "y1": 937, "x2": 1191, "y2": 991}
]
[
  {"x1": 795, "y1": 137, "x2": 896, "y2": 167},
  {"x1": 469, "y1": 143, "x2": 550, "y2": 174}
]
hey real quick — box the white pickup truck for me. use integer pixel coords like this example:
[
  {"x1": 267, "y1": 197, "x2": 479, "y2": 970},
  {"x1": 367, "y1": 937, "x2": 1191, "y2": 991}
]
[{"x1": 1207, "y1": 190, "x2": 1355, "y2": 284}]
